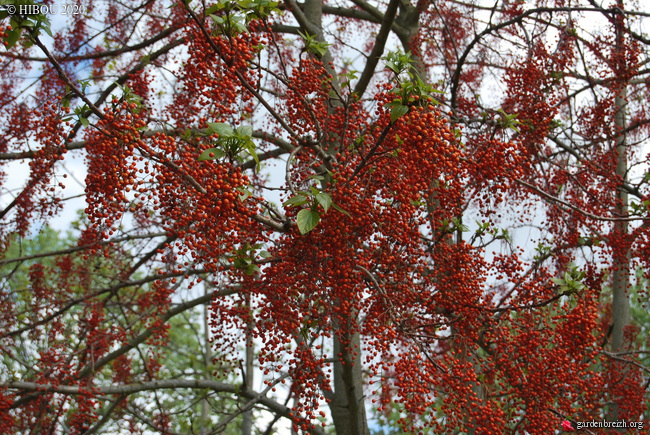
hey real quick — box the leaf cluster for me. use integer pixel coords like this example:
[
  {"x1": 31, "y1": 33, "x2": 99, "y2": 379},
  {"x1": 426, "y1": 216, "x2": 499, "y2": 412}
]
[
  {"x1": 297, "y1": 30, "x2": 331, "y2": 57},
  {"x1": 1, "y1": 0, "x2": 53, "y2": 49},
  {"x1": 551, "y1": 264, "x2": 586, "y2": 296},
  {"x1": 283, "y1": 175, "x2": 348, "y2": 234},
  {"x1": 204, "y1": 0, "x2": 279, "y2": 35},
  {"x1": 198, "y1": 122, "x2": 260, "y2": 170},
  {"x1": 229, "y1": 242, "x2": 271, "y2": 276},
  {"x1": 383, "y1": 51, "x2": 441, "y2": 122}
]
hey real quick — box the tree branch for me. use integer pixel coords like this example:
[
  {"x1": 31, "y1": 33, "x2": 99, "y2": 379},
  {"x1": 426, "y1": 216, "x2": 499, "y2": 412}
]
[{"x1": 353, "y1": 0, "x2": 401, "y2": 99}]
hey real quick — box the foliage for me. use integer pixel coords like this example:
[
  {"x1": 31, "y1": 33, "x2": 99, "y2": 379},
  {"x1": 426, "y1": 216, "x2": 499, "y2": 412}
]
[{"x1": 0, "y1": 0, "x2": 649, "y2": 433}]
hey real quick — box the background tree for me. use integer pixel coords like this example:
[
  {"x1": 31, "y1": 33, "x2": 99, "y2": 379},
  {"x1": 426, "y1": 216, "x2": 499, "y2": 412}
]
[{"x1": 0, "y1": 0, "x2": 649, "y2": 433}]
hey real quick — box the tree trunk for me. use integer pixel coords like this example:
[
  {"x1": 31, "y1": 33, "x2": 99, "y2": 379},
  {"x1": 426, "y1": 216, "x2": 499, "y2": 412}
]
[
  {"x1": 331, "y1": 328, "x2": 369, "y2": 435},
  {"x1": 202, "y1": 285, "x2": 212, "y2": 434},
  {"x1": 608, "y1": 0, "x2": 631, "y2": 422},
  {"x1": 241, "y1": 293, "x2": 254, "y2": 435}
]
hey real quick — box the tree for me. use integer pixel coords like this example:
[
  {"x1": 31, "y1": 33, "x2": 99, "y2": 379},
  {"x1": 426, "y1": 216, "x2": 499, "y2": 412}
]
[{"x1": 0, "y1": 0, "x2": 649, "y2": 433}]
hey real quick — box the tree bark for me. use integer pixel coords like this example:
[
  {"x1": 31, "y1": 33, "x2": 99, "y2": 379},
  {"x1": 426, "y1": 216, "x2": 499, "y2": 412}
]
[
  {"x1": 294, "y1": 3, "x2": 370, "y2": 431},
  {"x1": 608, "y1": 1, "x2": 631, "y2": 423},
  {"x1": 202, "y1": 287, "x2": 212, "y2": 433},
  {"x1": 242, "y1": 293, "x2": 255, "y2": 435},
  {"x1": 331, "y1": 327, "x2": 369, "y2": 435}
]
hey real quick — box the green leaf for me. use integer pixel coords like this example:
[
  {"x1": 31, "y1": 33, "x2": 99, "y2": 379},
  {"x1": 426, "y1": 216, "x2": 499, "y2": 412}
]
[
  {"x1": 236, "y1": 186, "x2": 253, "y2": 201},
  {"x1": 241, "y1": 140, "x2": 260, "y2": 171},
  {"x1": 331, "y1": 202, "x2": 351, "y2": 217},
  {"x1": 198, "y1": 147, "x2": 226, "y2": 161},
  {"x1": 232, "y1": 17, "x2": 248, "y2": 33},
  {"x1": 315, "y1": 192, "x2": 332, "y2": 212},
  {"x1": 385, "y1": 60, "x2": 399, "y2": 74},
  {"x1": 340, "y1": 70, "x2": 358, "y2": 87},
  {"x1": 38, "y1": 16, "x2": 53, "y2": 37},
  {"x1": 237, "y1": 125, "x2": 253, "y2": 137},
  {"x1": 296, "y1": 209, "x2": 320, "y2": 234},
  {"x1": 205, "y1": 4, "x2": 222, "y2": 15},
  {"x1": 244, "y1": 263, "x2": 260, "y2": 275},
  {"x1": 283, "y1": 194, "x2": 309, "y2": 207},
  {"x1": 207, "y1": 122, "x2": 234, "y2": 137},
  {"x1": 297, "y1": 29, "x2": 331, "y2": 57},
  {"x1": 4, "y1": 27, "x2": 22, "y2": 49},
  {"x1": 390, "y1": 104, "x2": 409, "y2": 123}
]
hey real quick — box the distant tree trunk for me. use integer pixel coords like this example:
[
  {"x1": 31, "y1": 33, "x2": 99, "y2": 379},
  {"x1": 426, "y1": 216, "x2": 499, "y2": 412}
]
[
  {"x1": 202, "y1": 285, "x2": 212, "y2": 433},
  {"x1": 609, "y1": 0, "x2": 631, "y2": 422},
  {"x1": 299, "y1": 2, "x2": 369, "y2": 431},
  {"x1": 331, "y1": 325, "x2": 369, "y2": 435},
  {"x1": 611, "y1": 87, "x2": 630, "y2": 352},
  {"x1": 242, "y1": 294, "x2": 254, "y2": 435},
  {"x1": 395, "y1": 0, "x2": 425, "y2": 79}
]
